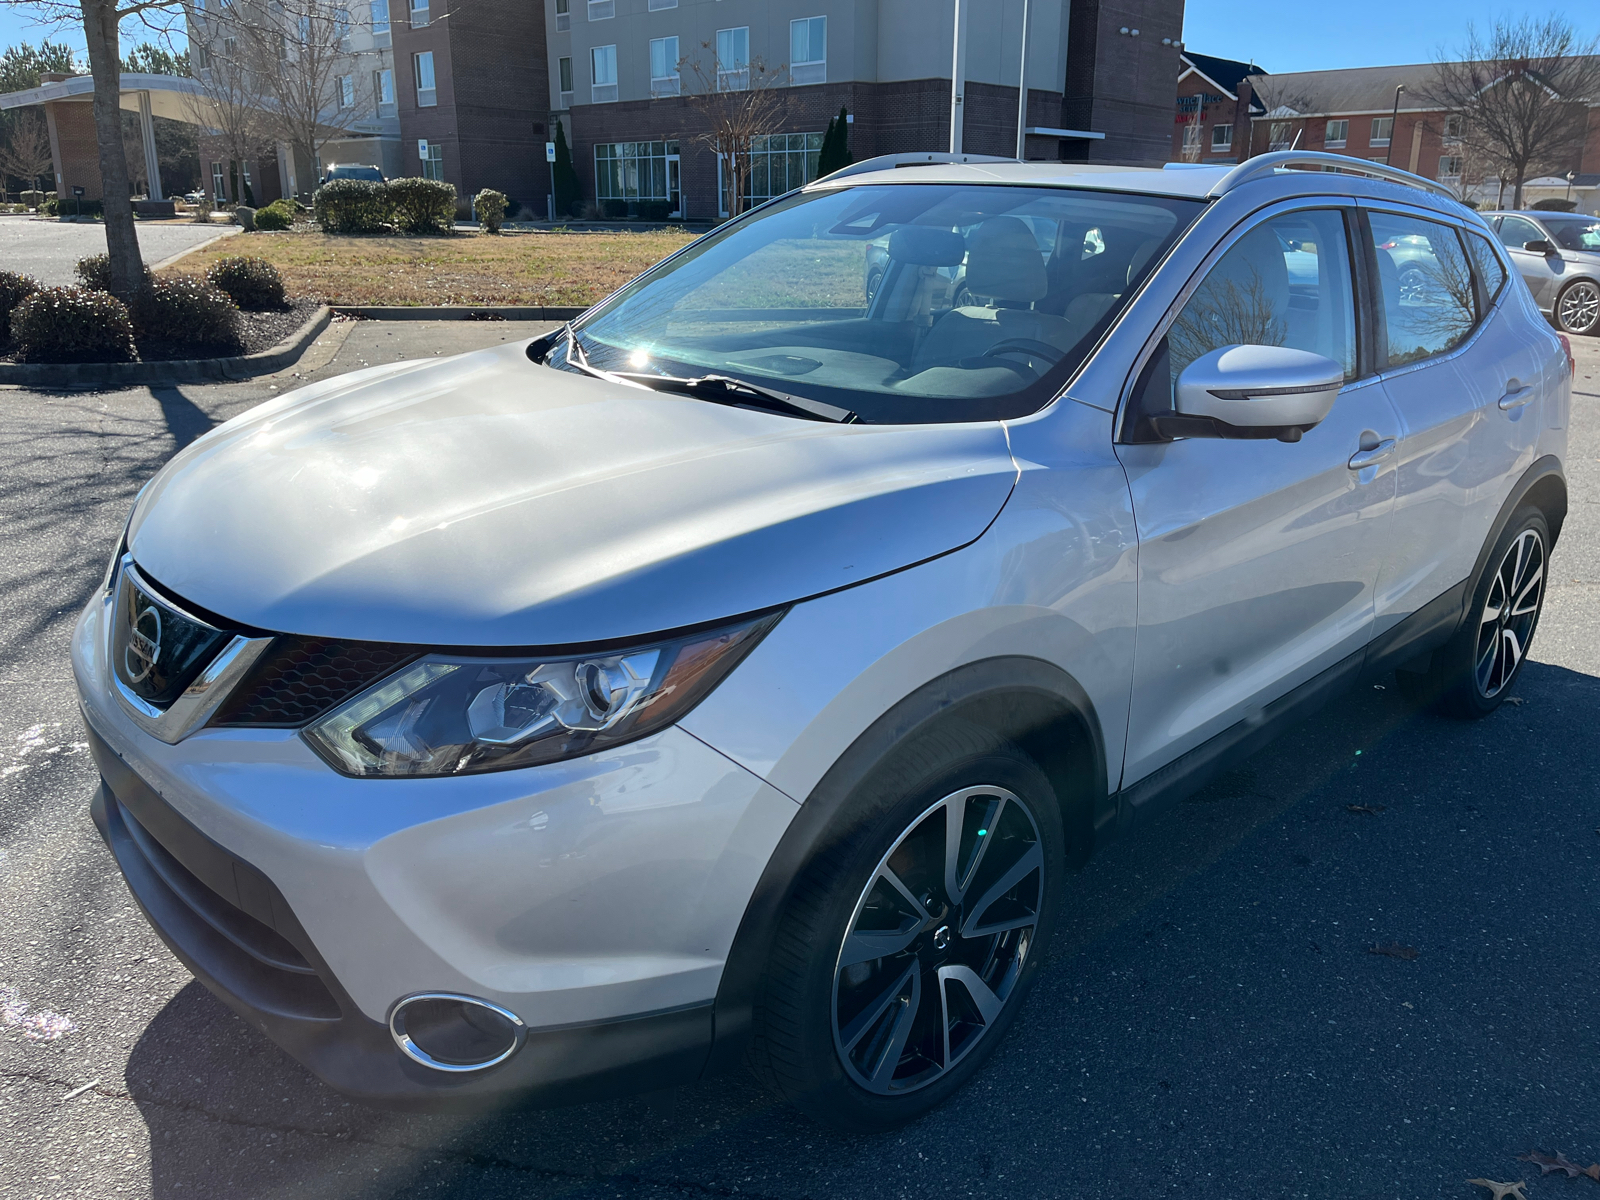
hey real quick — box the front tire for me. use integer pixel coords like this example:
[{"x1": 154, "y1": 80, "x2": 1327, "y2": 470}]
[
  {"x1": 1555, "y1": 279, "x2": 1600, "y2": 336},
  {"x1": 749, "y1": 725, "x2": 1064, "y2": 1131},
  {"x1": 1396, "y1": 506, "x2": 1549, "y2": 718}
]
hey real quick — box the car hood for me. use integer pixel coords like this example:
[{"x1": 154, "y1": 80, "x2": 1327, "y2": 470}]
[{"x1": 129, "y1": 341, "x2": 1019, "y2": 646}]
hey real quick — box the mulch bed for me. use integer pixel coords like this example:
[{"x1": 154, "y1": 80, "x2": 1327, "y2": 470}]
[{"x1": 0, "y1": 297, "x2": 320, "y2": 364}]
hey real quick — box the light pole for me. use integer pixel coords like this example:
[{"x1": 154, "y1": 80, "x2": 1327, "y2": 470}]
[
  {"x1": 1567, "y1": 170, "x2": 1577, "y2": 202},
  {"x1": 949, "y1": 0, "x2": 968, "y2": 154},
  {"x1": 1015, "y1": 0, "x2": 1031, "y2": 160},
  {"x1": 1384, "y1": 84, "x2": 1404, "y2": 166}
]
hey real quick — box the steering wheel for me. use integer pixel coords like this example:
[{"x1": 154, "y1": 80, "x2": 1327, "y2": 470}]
[{"x1": 980, "y1": 338, "x2": 1066, "y2": 366}]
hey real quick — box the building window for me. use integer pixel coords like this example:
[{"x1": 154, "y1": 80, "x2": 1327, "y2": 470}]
[
  {"x1": 595, "y1": 140, "x2": 679, "y2": 208},
  {"x1": 790, "y1": 16, "x2": 825, "y2": 85},
  {"x1": 1211, "y1": 123, "x2": 1232, "y2": 150},
  {"x1": 1325, "y1": 119, "x2": 1347, "y2": 147},
  {"x1": 647, "y1": 0, "x2": 675, "y2": 8},
  {"x1": 716, "y1": 26, "x2": 748, "y2": 91},
  {"x1": 722, "y1": 131, "x2": 823, "y2": 214},
  {"x1": 409, "y1": 0, "x2": 427, "y2": 28},
  {"x1": 1438, "y1": 155, "x2": 1463, "y2": 179},
  {"x1": 558, "y1": 55, "x2": 573, "y2": 106},
  {"x1": 1181, "y1": 123, "x2": 1201, "y2": 157},
  {"x1": 370, "y1": 0, "x2": 389, "y2": 34},
  {"x1": 418, "y1": 138, "x2": 443, "y2": 180},
  {"x1": 376, "y1": 67, "x2": 395, "y2": 108},
  {"x1": 591, "y1": 43, "x2": 617, "y2": 103},
  {"x1": 336, "y1": 6, "x2": 350, "y2": 42},
  {"x1": 195, "y1": 0, "x2": 204, "y2": 11},
  {"x1": 555, "y1": 0, "x2": 568, "y2": 31},
  {"x1": 1371, "y1": 116, "x2": 1393, "y2": 146},
  {"x1": 339, "y1": 73, "x2": 355, "y2": 107},
  {"x1": 1269, "y1": 121, "x2": 1292, "y2": 151},
  {"x1": 414, "y1": 50, "x2": 436, "y2": 106},
  {"x1": 649, "y1": 36, "x2": 679, "y2": 97},
  {"x1": 210, "y1": 161, "x2": 226, "y2": 200},
  {"x1": 223, "y1": 35, "x2": 238, "y2": 58},
  {"x1": 1443, "y1": 114, "x2": 1464, "y2": 141},
  {"x1": 195, "y1": 42, "x2": 212, "y2": 69},
  {"x1": 588, "y1": 0, "x2": 613, "y2": 19}
]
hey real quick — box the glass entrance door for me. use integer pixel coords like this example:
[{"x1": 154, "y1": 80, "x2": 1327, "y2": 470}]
[{"x1": 667, "y1": 154, "x2": 680, "y2": 217}]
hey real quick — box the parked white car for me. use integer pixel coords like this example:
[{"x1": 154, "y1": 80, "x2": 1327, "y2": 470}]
[{"x1": 75, "y1": 151, "x2": 1568, "y2": 1130}]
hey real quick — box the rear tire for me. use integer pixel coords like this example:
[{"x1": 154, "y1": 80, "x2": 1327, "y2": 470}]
[
  {"x1": 1395, "y1": 506, "x2": 1549, "y2": 719},
  {"x1": 748, "y1": 723, "x2": 1065, "y2": 1132}
]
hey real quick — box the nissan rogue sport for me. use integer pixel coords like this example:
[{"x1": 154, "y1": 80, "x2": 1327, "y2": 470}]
[{"x1": 75, "y1": 151, "x2": 1568, "y2": 1131}]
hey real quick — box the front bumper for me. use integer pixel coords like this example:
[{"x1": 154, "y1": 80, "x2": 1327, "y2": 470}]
[{"x1": 88, "y1": 724, "x2": 718, "y2": 1110}]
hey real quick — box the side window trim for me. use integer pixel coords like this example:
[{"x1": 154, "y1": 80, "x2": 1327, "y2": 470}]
[
  {"x1": 1348, "y1": 207, "x2": 1381, "y2": 379},
  {"x1": 1116, "y1": 199, "x2": 1363, "y2": 444}
]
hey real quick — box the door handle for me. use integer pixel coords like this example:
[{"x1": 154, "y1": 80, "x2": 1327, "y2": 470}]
[
  {"x1": 1498, "y1": 382, "x2": 1535, "y2": 410},
  {"x1": 1347, "y1": 438, "x2": 1397, "y2": 470}
]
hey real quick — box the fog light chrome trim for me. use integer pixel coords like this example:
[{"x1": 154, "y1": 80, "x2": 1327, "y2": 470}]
[{"x1": 388, "y1": 992, "x2": 527, "y2": 1073}]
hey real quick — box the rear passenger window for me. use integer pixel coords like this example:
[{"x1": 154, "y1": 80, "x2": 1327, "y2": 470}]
[
  {"x1": 1465, "y1": 232, "x2": 1507, "y2": 303},
  {"x1": 1169, "y1": 209, "x2": 1357, "y2": 385},
  {"x1": 1368, "y1": 213, "x2": 1475, "y2": 367}
]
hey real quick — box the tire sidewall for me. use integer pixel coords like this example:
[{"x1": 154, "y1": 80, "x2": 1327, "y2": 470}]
[
  {"x1": 1454, "y1": 505, "x2": 1550, "y2": 715},
  {"x1": 775, "y1": 743, "x2": 1065, "y2": 1131},
  {"x1": 1556, "y1": 280, "x2": 1599, "y2": 335}
]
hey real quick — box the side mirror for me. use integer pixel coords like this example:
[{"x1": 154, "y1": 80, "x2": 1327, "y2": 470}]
[
  {"x1": 1524, "y1": 239, "x2": 1555, "y2": 255},
  {"x1": 1157, "y1": 344, "x2": 1343, "y2": 443}
]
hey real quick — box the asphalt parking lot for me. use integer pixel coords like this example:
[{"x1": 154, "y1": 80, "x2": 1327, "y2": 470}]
[
  {"x1": 0, "y1": 323, "x2": 1595, "y2": 1200},
  {"x1": 0, "y1": 215, "x2": 239, "y2": 286}
]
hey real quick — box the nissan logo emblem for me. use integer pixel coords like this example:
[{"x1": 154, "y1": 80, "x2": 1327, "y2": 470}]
[{"x1": 124, "y1": 600, "x2": 162, "y2": 683}]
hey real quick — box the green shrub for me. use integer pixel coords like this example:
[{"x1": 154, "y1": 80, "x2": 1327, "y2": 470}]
[
  {"x1": 75, "y1": 253, "x2": 152, "y2": 294},
  {"x1": 130, "y1": 277, "x2": 243, "y2": 353},
  {"x1": 636, "y1": 199, "x2": 672, "y2": 221},
  {"x1": 601, "y1": 199, "x2": 628, "y2": 220},
  {"x1": 10, "y1": 288, "x2": 136, "y2": 363},
  {"x1": 313, "y1": 179, "x2": 391, "y2": 233},
  {"x1": 474, "y1": 188, "x2": 508, "y2": 234},
  {"x1": 0, "y1": 271, "x2": 41, "y2": 344},
  {"x1": 388, "y1": 177, "x2": 457, "y2": 234},
  {"x1": 205, "y1": 255, "x2": 287, "y2": 310},
  {"x1": 253, "y1": 200, "x2": 294, "y2": 231},
  {"x1": 45, "y1": 197, "x2": 103, "y2": 218}
]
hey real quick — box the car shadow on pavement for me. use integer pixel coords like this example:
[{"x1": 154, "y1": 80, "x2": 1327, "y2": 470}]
[
  {"x1": 149, "y1": 386, "x2": 216, "y2": 451},
  {"x1": 123, "y1": 660, "x2": 1600, "y2": 1199}
]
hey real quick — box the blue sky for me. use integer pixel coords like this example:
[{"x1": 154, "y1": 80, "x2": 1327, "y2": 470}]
[
  {"x1": 1, "y1": 0, "x2": 1594, "y2": 77},
  {"x1": 1183, "y1": 1, "x2": 1592, "y2": 73}
]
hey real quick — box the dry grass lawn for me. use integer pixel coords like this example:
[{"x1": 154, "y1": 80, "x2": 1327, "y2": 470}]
[{"x1": 161, "y1": 227, "x2": 698, "y2": 306}]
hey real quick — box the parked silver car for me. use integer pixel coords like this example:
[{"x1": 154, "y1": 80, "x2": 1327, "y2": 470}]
[
  {"x1": 75, "y1": 152, "x2": 1568, "y2": 1131},
  {"x1": 1487, "y1": 210, "x2": 1600, "y2": 335}
]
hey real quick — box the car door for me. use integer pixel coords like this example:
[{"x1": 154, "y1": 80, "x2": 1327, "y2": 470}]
[
  {"x1": 1115, "y1": 204, "x2": 1402, "y2": 786},
  {"x1": 1363, "y1": 207, "x2": 1538, "y2": 634},
  {"x1": 1496, "y1": 214, "x2": 1558, "y2": 308}
]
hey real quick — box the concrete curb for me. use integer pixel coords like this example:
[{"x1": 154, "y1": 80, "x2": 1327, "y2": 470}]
[
  {"x1": 332, "y1": 305, "x2": 586, "y2": 321},
  {"x1": 0, "y1": 305, "x2": 332, "y2": 390}
]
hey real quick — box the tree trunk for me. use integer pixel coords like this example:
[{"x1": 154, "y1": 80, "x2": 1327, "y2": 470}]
[
  {"x1": 1513, "y1": 173, "x2": 1525, "y2": 209},
  {"x1": 80, "y1": 0, "x2": 145, "y2": 298}
]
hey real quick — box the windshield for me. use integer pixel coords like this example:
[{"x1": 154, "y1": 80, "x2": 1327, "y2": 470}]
[
  {"x1": 1541, "y1": 215, "x2": 1600, "y2": 252},
  {"x1": 567, "y1": 183, "x2": 1203, "y2": 424}
]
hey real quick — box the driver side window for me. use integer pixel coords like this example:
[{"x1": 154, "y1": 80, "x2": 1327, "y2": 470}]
[{"x1": 1167, "y1": 209, "x2": 1357, "y2": 398}]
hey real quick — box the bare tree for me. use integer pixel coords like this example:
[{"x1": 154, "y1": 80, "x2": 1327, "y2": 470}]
[
  {"x1": 182, "y1": 19, "x2": 276, "y2": 201},
  {"x1": 0, "y1": 0, "x2": 187, "y2": 296},
  {"x1": 1420, "y1": 14, "x2": 1600, "y2": 208},
  {"x1": 680, "y1": 41, "x2": 786, "y2": 218},
  {"x1": 0, "y1": 107, "x2": 56, "y2": 194}
]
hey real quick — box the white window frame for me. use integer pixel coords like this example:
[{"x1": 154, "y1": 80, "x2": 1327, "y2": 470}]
[
  {"x1": 414, "y1": 50, "x2": 436, "y2": 106},
  {"x1": 587, "y1": 0, "x2": 614, "y2": 19},
  {"x1": 647, "y1": 0, "x2": 676, "y2": 9},
  {"x1": 649, "y1": 36, "x2": 679, "y2": 97},
  {"x1": 1268, "y1": 121, "x2": 1292, "y2": 151},
  {"x1": 790, "y1": 15, "x2": 825, "y2": 85},
  {"x1": 408, "y1": 0, "x2": 427, "y2": 28},
  {"x1": 376, "y1": 67, "x2": 395, "y2": 107},
  {"x1": 370, "y1": 0, "x2": 389, "y2": 34},
  {"x1": 1443, "y1": 113, "x2": 1464, "y2": 141},
  {"x1": 338, "y1": 73, "x2": 355, "y2": 107},
  {"x1": 1370, "y1": 116, "x2": 1393, "y2": 147},
  {"x1": 1438, "y1": 155, "x2": 1463, "y2": 179},
  {"x1": 716, "y1": 26, "x2": 749, "y2": 91},
  {"x1": 418, "y1": 138, "x2": 444, "y2": 181},
  {"x1": 1211, "y1": 123, "x2": 1232, "y2": 151},
  {"x1": 1324, "y1": 119, "x2": 1348, "y2": 147},
  {"x1": 210, "y1": 160, "x2": 226, "y2": 201},
  {"x1": 554, "y1": 0, "x2": 569, "y2": 31},
  {"x1": 558, "y1": 55, "x2": 573, "y2": 107},
  {"x1": 591, "y1": 43, "x2": 617, "y2": 103}
]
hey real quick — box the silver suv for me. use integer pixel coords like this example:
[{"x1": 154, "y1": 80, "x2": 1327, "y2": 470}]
[{"x1": 74, "y1": 152, "x2": 1568, "y2": 1131}]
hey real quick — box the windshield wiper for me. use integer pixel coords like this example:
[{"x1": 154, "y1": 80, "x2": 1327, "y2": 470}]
[
  {"x1": 611, "y1": 371, "x2": 859, "y2": 424},
  {"x1": 527, "y1": 322, "x2": 620, "y2": 384}
]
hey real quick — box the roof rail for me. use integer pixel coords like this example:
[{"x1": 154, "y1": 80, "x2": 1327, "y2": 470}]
[
  {"x1": 816, "y1": 152, "x2": 1017, "y2": 183},
  {"x1": 1208, "y1": 151, "x2": 1461, "y2": 202}
]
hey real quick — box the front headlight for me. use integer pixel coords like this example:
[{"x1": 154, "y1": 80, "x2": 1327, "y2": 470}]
[{"x1": 302, "y1": 611, "x2": 781, "y2": 778}]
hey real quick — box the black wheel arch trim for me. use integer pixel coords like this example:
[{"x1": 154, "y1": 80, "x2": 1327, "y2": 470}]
[
  {"x1": 1467, "y1": 456, "x2": 1566, "y2": 610},
  {"x1": 702, "y1": 655, "x2": 1107, "y2": 1078}
]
